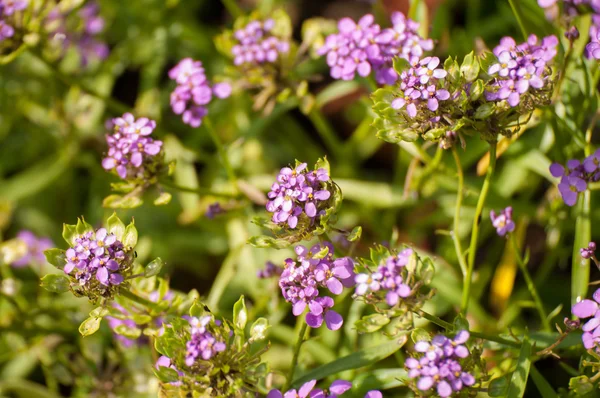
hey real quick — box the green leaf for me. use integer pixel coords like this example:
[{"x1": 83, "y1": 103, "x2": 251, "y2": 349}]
[
  {"x1": 154, "y1": 192, "x2": 172, "y2": 206},
  {"x1": 569, "y1": 376, "x2": 594, "y2": 395},
  {"x1": 79, "y1": 317, "x2": 101, "y2": 337},
  {"x1": 247, "y1": 235, "x2": 291, "y2": 249},
  {"x1": 410, "y1": 328, "x2": 431, "y2": 343},
  {"x1": 144, "y1": 258, "x2": 164, "y2": 277},
  {"x1": 76, "y1": 217, "x2": 94, "y2": 236},
  {"x1": 355, "y1": 313, "x2": 391, "y2": 334},
  {"x1": 489, "y1": 376, "x2": 510, "y2": 397},
  {"x1": 189, "y1": 300, "x2": 204, "y2": 318},
  {"x1": 103, "y1": 194, "x2": 143, "y2": 209},
  {"x1": 89, "y1": 306, "x2": 109, "y2": 318},
  {"x1": 312, "y1": 245, "x2": 330, "y2": 259},
  {"x1": 122, "y1": 221, "x2": 138, "y2": 248},
  {"x1": 291, "y1": 338, "x2": 406, "y2": 388},
  {"x1": 43, "y1": 249, "x2": 66, "y2": 270},
  {"x1": 353, "y1": 368, "x2": 408, "y2": 392},
  {"x1": 62, "y1": 223, "x2": 77, "y2": 246},
  {"x1": 460, "y1": 51, "x2": 480, "y2": 82},
  {"x1": 233, "y1": 295, "x2": 247, "y2": 331},
  {"x1": 507, "y1": 338, "x2": 531, "y2": 398},
  {"x1": 154, "y1": 366, "x2": 180, "y2": 383},
  {"x1": 572, "y1": 191, "x2": 591, "y2": 306},
  {"x1": 347, "y1": 226, "x2": 362, "y2": 242},
  {"x1": 530, "y1": 365, "x2": 558, "y2": 398},
  {"x1": 250, "y1": 318, "x2": 270, "y2": 341},
  {"x1": 106, "y1": 213, "x2": 125, "y2": 240},
  {"x1": 114, "y1": 324, "x2": 142, "y2": 339},
  {"x1": 392, "y1": 57, "x2": 411, "y2": 75},
  {"x1": 40, "y1": 274, "x2": 70, "y2": 293}
]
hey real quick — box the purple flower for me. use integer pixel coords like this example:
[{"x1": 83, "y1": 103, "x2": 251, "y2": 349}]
[
  {"x1": 0, "y1": 0, "x2": 28, "y2": 16},
  {"x1": 169, "y1": 58, "x2": 231, "y2": 127},
  {"x1": 558, "y1": 175, "x2": 587, "y2": 206},
  {"x1": 406, "y1": 331, "x2": 476, "y2": 397},
  {"x1": 416, "y1": 57, "x2": 447, "y2": 84},
  {"x1": 44, "y1": 2, "x2": 108, "y2": 66},
  {"x1": 581, "y1": 242, "x2": 597, "y2": 259},
  {"x1": 185, "y1": 316, "x2": 226, "y2": 366},
  {"x1": 102, "y1": 113, "x2": 163, "y2": 180},
  {"x1": 318, "y1": 12, "x2": 433, "y2": 84},
  {"x1": 205, "y1": 202, "x2": 225, "y2": 219},
  {"x1": 355, "y1": 249, "x2": 414, "y2": 306},
  {"x1": 490, "y1": 207, "x2": 515, "y2": 237},
  {"x1": 278, "y1": 242, "x2": 354, "y2": 330},
  {"x1": 572, "y1": 288, "x2": 600, "y2": 352},
  {"x1": 364, "y1": 392, "x2": 382, "y2": 398},
  {"x1": 63, "y1": 227, "x2": 129, "y2": 290},
  {"x1": 486, "y1": 34, "x2": 557, "y2": 107},
  {"x1": 231, "y1": 18, "x2": 290, "y2": 66},
  {"x1": 11, "y1": 230, "x2": 53, "y2": 267},
  {"x1": 0, "y1": 20, "x2": 14, "y2": 40},
  {"x1": 267, "y1": 379, "x2": 352, "y2": 398},
  {"x1": 257, "y1": 261, "x2": 283, "y2": 279},
  {"x1": 266, "y1": 162, "x2": 333, "y2": 229}
]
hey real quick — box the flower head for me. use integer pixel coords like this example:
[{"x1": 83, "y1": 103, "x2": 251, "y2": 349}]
[
  {"x1": 267, "y1": 379, "x2": 352, "y2": 398},
  {"x1": 232, "y1": 18, "x2": 290, "y2": 66},
  {"x1": 406, "y1": 330, "x2": 476, "y2": 397},
  {"x1": 581, "y1": 242, "x2": 597, "y2": 259},
  {"x1": 185, "y1": 316, "x2": 227, "y2": 366},
  {"x1": 102, "y1": 113, "x2": 163, "y2": 181},
  {"x1": 490, "y1": 207, "x2": 515, "y2": 237},
  {"x1": 278, "y1": 242, "x2": 354, "y2": 330},
  {"x1": 168, "y1": 58, "x2": 231, "y2": 127},
  {"x1": 318, "y1": 12, "x2": 432, "y2": 84},
  {"x1": 355, "y1": 249, "x2": 416, "y2": 306},
  {"x1": 11, "y1": 230, "x2": 53, "y2": 267}
]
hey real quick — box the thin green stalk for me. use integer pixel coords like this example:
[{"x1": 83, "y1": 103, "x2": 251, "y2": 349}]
[
  {"x1": 418, "y1": 310, "x2": 521, "y2": 348},
  {"x1": 120, "y1": 289, "x2": 160, "y2": 312},
  {"x1": 206, "y1": 245, "x2": 244, "y2": 309},
  {"x1": 284, "y1": 321, "x2": 309, "y2": 391},
  {"x1": 159, "y1": 179, "x2": 239, "y2": 198},
  {"x1": 461, "y1": 140, "x2": 498, "y2": 315},
  {"x1": 552, "y1": 41, "x2": 574, "y2": 103},
  {"x1": 221, "y1": 0, "x2": 243, "y2": 18},
  {"x1": 572, "y1": 190, "x2": 591, "y2": 306},
  {"x1": 511, "y1": 234, "x2": 551, "y2": 331},
  {"x1": 508, "y1": 0, "x2": 528, "y2": 41},
  {"x1": 307, "y1": 108, "x2": 343, "y2": 160},
  {"x1": 451, "y1": 148, "x2": 468, "y2": 276},
  {"x1": 204, "y1": 118, "x2": 238, "y2": 192}
]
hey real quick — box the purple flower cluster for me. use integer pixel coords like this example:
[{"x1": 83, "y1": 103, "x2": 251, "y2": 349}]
[
  {"x1": 102, "y1": 113, "x2": 163, "y2": 180},
  {"x1": 168, "y1": 58, "x2": 232, "y2": 128},
  {"x1": 0, "y1": 0, "x2": 27, "y2": 41},
  {"x1": 318, "y1": 12, "x2": 433, "y2": 85},
  {"x1": 45, "y1": 2, "x2": 109, "y2": 66},
  {"x1": 232, "y1": 19, "x2": 290, "y2": 66},
  {"x1": 536, "y1": 0, "x2": 600, "y2": 59},
  {"x1": 11, "y1": 230, "x2": 53, "y2": 267},
  {"x1": 390, "y1": 57, "x2": 450, "y2": 117},
  {"x1": 406, "y1": 331, "x2": 476, "y2": 397},
  {"x1": 581, "y1": 241, "x2": 597, "y2": 259},
  {"x1": 486, "y1": 34, "x2": 558, "y2": 107},
  {"x1": 490, "y1": 207, "x2": 515, "y2": 237},
  {"x1": 278, "y1": 242, "x2": 354, "y2": 330},
  {"x1": 267, "y1": 379, "x2": 355, "y2": 398},
  {"x1": 354, "y1": 249, "x2": 415, "y2": 306},
  {"x1": 572, "y1": 288, "x2": 600, "y2": 352},
  {"x1": 549, "y1": 151, "x2": 600, "y2": 206},
  {"x1": 185, "y1": 316, "x2": 226, "y2": 366},
  {"x1": 63, "y1": 228, "x2": 128, "y2": 287},
  {"x1": 266, "y1": 162, "x2": 331, "y2": 229},
  {"x1": 257, "y1": 261, "x2": 283, "y2": 279}
]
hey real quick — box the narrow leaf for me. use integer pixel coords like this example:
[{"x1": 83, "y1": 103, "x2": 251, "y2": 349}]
[
  {"x1": 291, "y1": 338, "x2": 406, "y2": 388},
  {"x1": 79, "y1": 317, "x2": 101, "y2": 337},
  {"x1": 40, "y1": 274, "x2": 70, "y2": 293},
  {"x1": 507, "y1": 338, "x2": 531, "y2": 398},
  {"x1": 530, "y1": 365, "x2": 558, "y2": 398},
  {"x1": 144, "y1": 258, "x2": 164, "y2": 277}
]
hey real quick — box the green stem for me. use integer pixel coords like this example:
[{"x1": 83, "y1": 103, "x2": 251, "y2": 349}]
[
  {"x1": 572, "y1": 190, "x2": 591, "y2": 306},
  {"x1": 418, "y1": 310, "x2": 521, "y2": 348},
  {"x1": 204, "y1": 118, "x2": 238, "y2": 192},
  {"x1": 284, "y1": 321, "x2": 309, "y2": 391},
  {"x1": 510, "y1": 234, "x2": 551, "y2": 331},
  {"x1": 552, "y1": 41, "x2": 573, "y2": 103},
  {"x1": 159, "y1": 179, "x2": 239, "y2": 198},
  {"x1": 307, "y1": 108, "x2": 343, "y2": 160},
  {"x1": 29, "y1": 51, "x2": 129, "y2": 114},
  {"x1": 461, "y1": 140, "x2": 498, "y2": 315},
  {"x1": 451, "y1": 148, "x2": 468, "y2": 276},
  {"x1": 120, "y1": 289, "x2": 160, "y2": 312},
  {"x1": 221, "y1": 0, "x2": 243, "y2": 18},
  {"x1": 508, "y1": 0, "x2": 528, "y2": 41}
]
